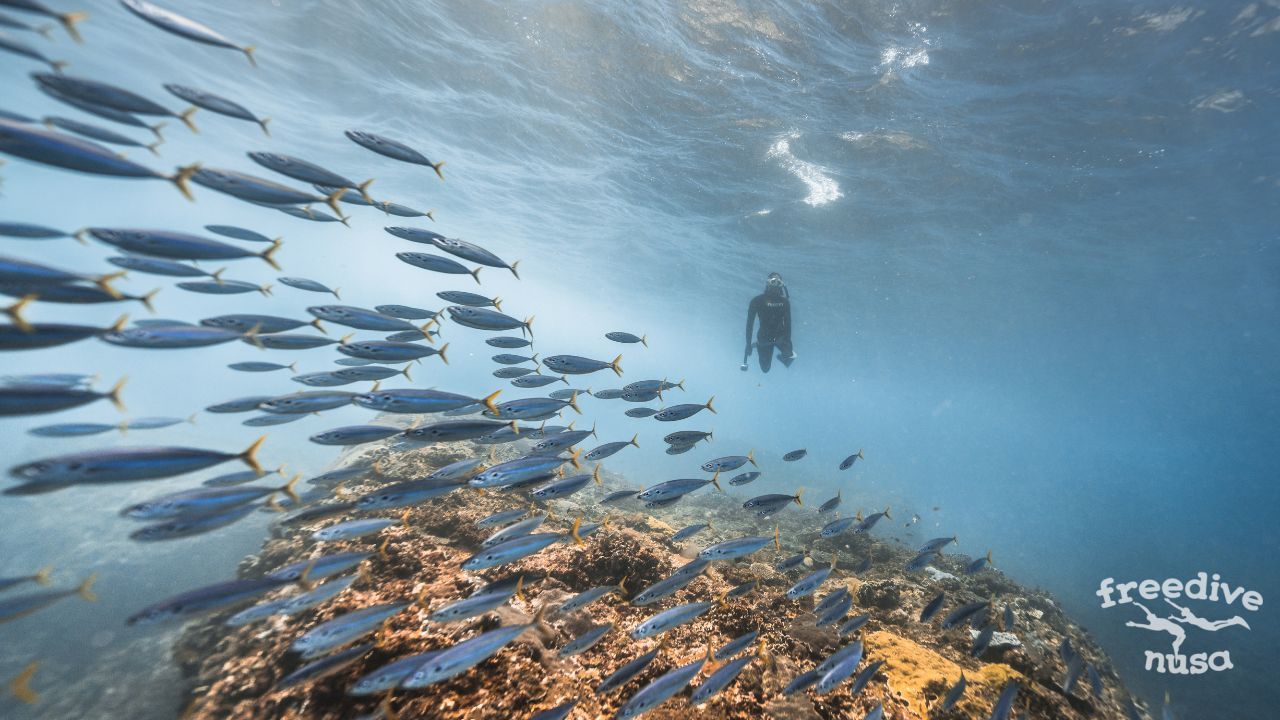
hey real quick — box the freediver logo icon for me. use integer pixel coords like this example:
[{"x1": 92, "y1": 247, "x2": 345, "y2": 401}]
[{"x1": 1097, "y1": 573, "x2": 1262, "y2": 675}]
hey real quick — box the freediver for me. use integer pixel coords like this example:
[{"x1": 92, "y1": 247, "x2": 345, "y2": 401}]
[{"x1": 741, "y1": 272, "x2": 795, "y2": 373}]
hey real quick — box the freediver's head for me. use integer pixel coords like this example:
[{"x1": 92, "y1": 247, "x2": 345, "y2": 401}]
[{"x1": 765, "y1": 272, "x2": 784, "y2": 295}]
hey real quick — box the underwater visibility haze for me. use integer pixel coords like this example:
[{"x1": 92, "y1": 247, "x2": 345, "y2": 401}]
[{"x1": 0, "y1": 0, "x2": 1277, "y2": 718}]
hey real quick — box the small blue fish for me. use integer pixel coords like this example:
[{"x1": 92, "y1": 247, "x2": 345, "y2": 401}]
[
  {"x1": 782, "y1": 448, "x2": 807, "y2": 461},
  {"x1": 291, "y1": 602, "x2": 410, "y2": 658},
  {"x1": 838, "y1": 614, "x2": 870, "y2": 636},
  {"x1": 700, "y1": 451, "x2": 753, "y2": 472},
  {"x1": 614, "y1": 647, "x2": 710, "y2": 718},
  {"x1": 559, "y1": 622, "x2": 613, "y2": 656},
  {"x1": 348, "y1": 650, "x2": 443, "y2": 696},
  {"x1": 715, "y1": 630, "x2": 759, "y2": 661},
  {"x1": 542, "y1": 354, "x2": 623, "y2": 377},
  {"x1": 396, "y1": 251, "x2": 482, "y2": 283},
  {"x1": 990, "y1": 679, "x2": 1020, "y2": 720},
  {"x1": 401, "y1": 608, "x2": 553, "y2": 688},
  {"x1": 920, "y1": 591, "x2": 946, "y2": 622},
  {"x1": 698, "y1": 527, "x2": 779, "y2": 561},
  {"x1": 839, "y1": 448, "x2": 865, "y2": 470},
  {"x1": 605, "y1": 331, "x2": 646, "y2": 346},
  {"x1": 346, "y1": 130, "x2": 445, "y2": 178},
  {"x1": 0, "y1": 574, "x2": 96, "y2": 623},
  {"x1": 595, "y1": 645, "x2": 662, "y2": 695},
  {"x1": 941, "y1": 599, "x2": 990, "y2": 629},
  {"x1": 818, "y1": 490, "x2": 842, "y2": 514},
  {"x1": 120, "y1": 0, "x2": 256, "y2": 65},
  {"x1": 965, "y1": 550, "x2": 994, "y2": 574},
  {"x1": 938, "y1": 672, "x2": 967, "y2": 713},
  {"x1": 689, "y1": 649, "x2": 756, "y2": 704},
  {"x1": 653, "y1": 396, "x2": 715, "y2": 422},
  {"x1": 625, "y1": 407, "x2": 657, "y2": 418},
  {"x1": 782, "y1": 669, "x2": 820, "y2": 696},
  {"x1": 671, "y1": 520, "x2": 711, "y2": 543},
  {"x1": 631, "y1": 601, "x2": 715, "y2": 639},
  {"x1": 312, "y1": 517, "x2": 399, "y2": 542}
]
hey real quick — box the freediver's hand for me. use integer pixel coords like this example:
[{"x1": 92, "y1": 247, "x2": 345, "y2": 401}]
[{"x1": 740, "y1": 363, "x2": 748, "y2": 372}]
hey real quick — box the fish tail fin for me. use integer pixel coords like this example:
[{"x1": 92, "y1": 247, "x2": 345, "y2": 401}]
[
  {"x1": 77, "y1": 573, "x2": 98, "y2": 602},
  {"x1": 4, "y1": 294, "x2": 36, "y2": 333},
  {"x1": 430, "y1": 160, "x2": 445, "y2": 181},
  {"x1": 331, "y1": 286, "x2": 340, "y2": 301},
  {"x1": 747, "y1": 449, "x2": 756, "y2": 467},
  {"x1": 171, "y1": 163, "x2": 198, "y2": 202},
  {"x1": 492, "y1": 296, "x2": 502, "y2": 312},
  {"x1": 260, "y1": 239, "x2": 282, "y2": 271},
  {"x1": 178, "y1": 107, "x2": 198, "y2": 133},
  {"x1": 400, "y1": 365, "x2": 413, "y2": 382},
  {"x1": 281, "y1": 474, "x2": 301, "y2": 503},
  {"x1": 513, "y1": 574, "x2": 526, "y2": 603},
  {"x1": 857, "y1": 448, "x2": 864, "y2": 459},
  {"x1": 259, "y1": 283, "x2": 273, "y2": 297},
  {"x1": 567, "y1": 390, "x2": 581, "y2": 415},
  {"x1": 138, "y1": 288, "x2": 160, "y2": 313},
  {"x1": 522, "y1": 314, "x2": 534, "y2": 337},
  {"x1": 469, "y1": 266, "x2": 482, "y2": 284},
  {"x1": 480, "y1": 389, "x2": 502, "y2": 416},
  {"x1": 568, "y1": 448, "x2": 582, "y2": 471},
  {"x1": 338, "y1": 332, "x2": 355, "y2": 346},
  {"x1": 209, "y1": 267, "x2": 226, "y2": 284},
  {"x1": 436, "y1": 342, "x2": 449, "y2": 365},
  {"x1": 49, "y1": 59, "x2": 69, "y2": 73},
  {"x1": 774, "y1": 524, "x2": 781, "y2": 550},
  {"x1": 240, "y1": 435, "x2": 267, "y2": 475},
  {"x1": 8, "y1": 661, "x2": 39, "y2": 704},
  {"x1": 556, "y1": 375, "x2": 567, "y2": 385},
  {"x1": 242, "y1": 45, "x2": 257, "y2": 67},
  {"x1": 883, "y1": 505, "x2": 891, "y2": 519},
  {"x1": 324, "y1": 189, "x2": 346, "y2": 219},
  {"x1": 640, "y1": 334, "x2": 648, "y2": 347},
  {"x1": 257, "y1": 117, "x2": 271, "y2": 136},
  {"x1": 149, "y1": 122, "x2": 166, "y2": 142},
  {"x1": 357, "y1": 178, "x2": 375, "y2": 204},
  {"x1": 37, "y1": 23, "x2": 54, "y2": 40},
  {"x1": 94, "y1": 272, "x2": 124, "y2": 299},
  {"x1": 145, "y1": 137, "x2": 162, "y2": 155},
  {"x1": 629, "y1": 433, "x2": 639, "y2": 448},
  {"x1": 34, "y1": 566, "x2": 53, "y2": 586},
  {"x1": 508, "y1": 260, "x2": 520, "y2": 279},
  {"x1": 570, "y1": 517, "x2": 584, "y2": 546},
  {"x1": 296, "y1": 558, "x2": 317, "y2": 591},
  {"x1": 705, "y1": 395, "x2": 716, "y2": 413},
  {"x1": 243, "y1": 323, "x2": 264, "y2": 350},
  {"x1": 530, "y1": 352, "x2": 540, "y2": 366},
  {"x1": 710, "y1": 470, "x2": 722, "y2": 492},
  {"x1": 794, "y1": 488, "x2": 804, "y2": 506},
  {"x1": 423, "y1": 209, "x2": 435, "y2": 222},
  {"x1": 107, "y1": 376, "x2": 127, "y2": 412},
  {"x1": 107, "y1": 314, "x2": 129, "y2": 333},
  {"x1": 308, "y1": 318, "x2": 327, "y2": 334},
  {"x1": 71, "y1": 228, "x2": 89, "y2": 245},
  {"x1": 592, "y1": 464, "x2": 602, "y2": 486},
  {"x1": 986, "y1": 549, "x2": 993, "y2": 564},
  {"x1": 610, "y1": 354, "x2": 623, "y2": 377},
  {"x1": 264, "y1": 495, "x2": 284, "y2": 512},
  {"x1": 59, "y1": 11, "x2": 87, "y2": 43}
]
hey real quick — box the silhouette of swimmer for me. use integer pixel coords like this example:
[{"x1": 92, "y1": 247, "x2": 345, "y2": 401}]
[
  {"x1": 1164, "y1": 599, "x2": 1251, "y2": 632},
  {"x1": 1126, "y1": 602, "x2": 1187, "y2": 654}
]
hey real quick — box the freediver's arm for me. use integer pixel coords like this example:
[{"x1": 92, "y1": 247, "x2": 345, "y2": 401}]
[{"x1": 743, "y1": 295, "x2": 759, "y2": 369}]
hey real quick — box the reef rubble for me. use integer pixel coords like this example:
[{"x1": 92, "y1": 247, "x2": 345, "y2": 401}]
[{"x1": 173, "y1": 433, "x2": 1141, "y2": 719}]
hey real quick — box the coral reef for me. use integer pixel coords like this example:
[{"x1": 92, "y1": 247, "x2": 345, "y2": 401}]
[{"x1": 173, "y1": 435, "x2": 1137, "y2": 719}]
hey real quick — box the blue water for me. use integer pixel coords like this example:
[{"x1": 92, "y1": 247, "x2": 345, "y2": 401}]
[{"x1": 1, "y1": 0, "x2": 1277, "y2": 717}]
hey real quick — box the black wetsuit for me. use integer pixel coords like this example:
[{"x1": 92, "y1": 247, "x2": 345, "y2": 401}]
[{"x1": 745, "y1": 287, "x2": 792, "y2": 372}]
